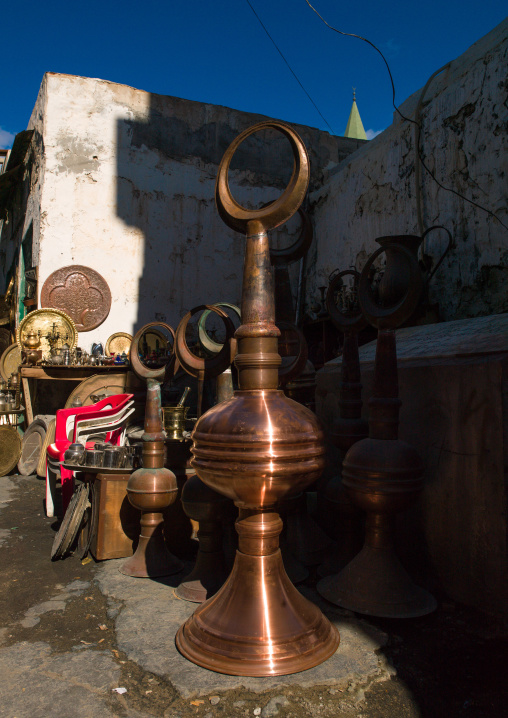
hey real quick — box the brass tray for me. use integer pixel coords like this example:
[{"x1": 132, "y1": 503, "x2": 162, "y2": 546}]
[
  {"x1": 0, "y1": 343, "x2": 22, "y2": 382},
  {"x1": 105, "y1": 332, "x2": 133, "y2": 357},
  {"x1": 64, "y1": 372, "x2": 131, "y2": 409},
  {"x1": 0, "y1": 425, "x2": 22, "y2": 475},
  {"x1": 17, "y1": 308, "x2": 77, "y2": 361}
]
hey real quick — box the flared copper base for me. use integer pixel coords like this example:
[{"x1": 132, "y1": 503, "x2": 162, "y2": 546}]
[
  {"x1": 176, "y1": 514, "x2": 339, "y2": 676},
  {"x1": 120, "y1": 521, "x2": 183, "y2": 578},
  {"x1": 317, "y1": 545, "x2": 436, "y2": 618},
  {"x1": 175, "y1": 547, "x2": 228, "y2": 602}
]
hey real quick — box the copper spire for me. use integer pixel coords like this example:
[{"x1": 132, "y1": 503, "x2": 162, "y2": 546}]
[{"x1": 176, "y1": 121, "x2": 339, "y2": 676}]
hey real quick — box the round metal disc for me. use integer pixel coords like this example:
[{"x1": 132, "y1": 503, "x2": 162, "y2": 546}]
[
  {"x1": 41, "y1": 265, "x2": 112, "y2": 332},
  {"x1": 36, "y1": 417, "x2": 56, "y2": 477},
  {"x1": 17, "y1": 416, "x2": 51, "y2": 476},
  {"x1": 105, "y1": 332, "x2": 133, "y2": 356},
  {"x1": 0, "y1": 343, "x2": 22, "y2": 382},
  {"x1": 0, "y1": 426, "x2": 22, "y2": 476},
  {"x1": 51, "y1": 483, "x2": 90, "y2": 560},
  {"x1": 64, "y1": 373, "x2": 131, "y2": 409}
]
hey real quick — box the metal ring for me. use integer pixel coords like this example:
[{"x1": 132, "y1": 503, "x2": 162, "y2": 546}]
[
  {"x1": 270, "y1": 208, "x2": 313, "y2": 267},
  {"x1": 197, "y1": 303, "x2": 241, "y2": 354},
  {"x1": 130, "y1": 322, "x2": 176, "y2": 380},
  {"x1": 358, "y1": 245, "x2": 424, "y2": 329},
  {"x1": 215, "y1": 121, "x2": 310, "y2": 235},
  {"x1": 175, "y1": 305, "x2": 236, "y2": 379},
  {"x1": 277, "y1": 321, "x2": 308, "y2": 385},
  {"x1": 326, "y1": 269, "x2": 367, "y2": 333}
]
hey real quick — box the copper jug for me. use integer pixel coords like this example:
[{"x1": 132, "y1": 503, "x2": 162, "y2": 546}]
[{"x1": 375, "y1": 226, "x2": 452, "y2": 308}]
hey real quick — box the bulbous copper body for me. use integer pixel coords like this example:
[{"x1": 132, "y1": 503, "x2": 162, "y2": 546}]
[
  {"x1": 191, "y1": 389, "x2": 326, "y2": 508},
  {"x1": 121, "y1": 337, "x2": 183, "y2": 579}
]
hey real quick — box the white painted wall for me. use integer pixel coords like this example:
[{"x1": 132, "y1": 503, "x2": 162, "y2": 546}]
[{"x1": 27, "y1": 73, "x2": 359, "y2": 349}]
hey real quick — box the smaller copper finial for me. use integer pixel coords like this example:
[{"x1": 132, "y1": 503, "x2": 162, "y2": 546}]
[{"x1": 120, "y1": 323, "x2": 183, "y2": 578}]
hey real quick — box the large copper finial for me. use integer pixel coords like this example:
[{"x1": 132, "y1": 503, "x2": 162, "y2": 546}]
[
  {"x1": 120, "y1": 322, "x2": 183, "y2": 578},
  {"x1": 318, "y1": 245, "x2": 436, "y2": 617},
  {"x1": 176, "y1": 121, "x2": 339, "y2": 676}
]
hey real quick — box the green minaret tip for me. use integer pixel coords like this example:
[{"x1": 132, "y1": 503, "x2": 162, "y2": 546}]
[{"x1": 344, "y1": 89, "x2": 367, "y2": 140}]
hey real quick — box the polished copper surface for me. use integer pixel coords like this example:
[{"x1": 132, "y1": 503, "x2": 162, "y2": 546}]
[
  {"x1": 40, "y1": 265, "x2": 112, "y2": 332},
  {"x1": 120, "y1": 324, "x2": 182, "y2": 578},
  {"x1": 176, "y1": 513, "x2": 338, "y2": 676},
  {"x1": 177, "y1": 121, "x2": 339, "y2": 676},
  {"x1": 318, "y1": 247, "x2": 436, "y2": 617}
]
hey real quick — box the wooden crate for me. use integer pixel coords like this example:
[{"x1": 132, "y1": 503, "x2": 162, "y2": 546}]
[{"x1": 87, "y1": 473, "x2": 141, "y2": 561}]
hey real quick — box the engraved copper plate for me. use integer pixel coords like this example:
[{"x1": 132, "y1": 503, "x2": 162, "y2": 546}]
[{"x1": 41, "y1": 265, "x2": 112, "y2": 332}]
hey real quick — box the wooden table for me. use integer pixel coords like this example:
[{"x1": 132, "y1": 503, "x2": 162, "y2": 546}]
[{"x1": 20, "y1": 365, "x2": 130, "y2": 424}]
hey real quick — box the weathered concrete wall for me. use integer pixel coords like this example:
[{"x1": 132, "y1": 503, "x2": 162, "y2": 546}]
[
  {"x1": 25, "y1": 73, "x2": 362, "y2": 345},
  {"x1": 307, "y1": 18, "x2": 508, "y2": 321}
]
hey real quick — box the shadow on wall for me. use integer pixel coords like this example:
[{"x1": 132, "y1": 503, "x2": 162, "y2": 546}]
[{"x1": 115, "y1": 93, "x2": 360, "y2": 334}]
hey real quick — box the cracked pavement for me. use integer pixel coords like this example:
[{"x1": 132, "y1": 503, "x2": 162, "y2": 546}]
[{"x1": 0, "y1": 474, "x2": 505, "y2": 717}]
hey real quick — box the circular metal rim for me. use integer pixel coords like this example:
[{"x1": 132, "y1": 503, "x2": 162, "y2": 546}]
[
  {"x1": 0, "y1": 343, "x2": 22, "y2": 382},
  {"x1": 63, "y1": 374, "x2": 130, "y2": 410},
  {"x1": 51, "y1": 483, "x2": 90, "y2": 560},
  {"x1": 197, "y1": 303, "x2": 241, "y2": 354},
  {"x1": 130, "y1": 322, "x2": 176, "y2": 381},
  {"x1": 269, "y1": 208, "x2": 313, "y2": 267},
  {"x1": 215, "y1": 120, "x2": 310, "y2": 235},
  {"x1": 17, "y1": 308, "x2": 78, "y2": 359},
  {"x1": 36, "y1": 417, "x2": 56, "y2": 477},
  {"x1": 175, "y1": 305, "x2": 236, "y2": 379},
  {"x1": 17, "y1": 417, "x2": 49, "y2": 476},
  {"x1": 358, "y1": 244, "x2": 424, "y2": 329},
  {"x1": 277, "y1": 320, "x2": 308, "y2": 385},
  {"x1": 40, "y1": 265, "x2": 112, "y2": 332},
  {"x1": 0, "y1": 425, "x2": 22, "y2": 476},
  {"x1": 326, "y1": 269, "x2": 367, "y2": 333},
  {"x1": 104, "y1": 332, "x2": 133, "y2": 357}
]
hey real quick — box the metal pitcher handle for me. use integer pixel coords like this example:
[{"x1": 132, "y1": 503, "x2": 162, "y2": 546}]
[{"x1": 421, "y1": 225, "x2": 453, "y2": 283}]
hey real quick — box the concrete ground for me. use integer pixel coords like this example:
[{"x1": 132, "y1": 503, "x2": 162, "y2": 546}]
[{"x1": 0, "y1": 473, "x2": 506, "y2": 718}]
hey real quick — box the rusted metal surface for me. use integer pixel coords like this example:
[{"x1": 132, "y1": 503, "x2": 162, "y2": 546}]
[
  {"x1": 40, "y1": 265, "x2": 112, "y2": 332},
  {"x1": 176, "y1": 121, "x2": 339, "y2": 676},
  {"x1": 120, "y1": 325, "x2": 182, "y2": 578},
  {"x1": 318, "y1": 245, "x2": 436, "y2": 617}
]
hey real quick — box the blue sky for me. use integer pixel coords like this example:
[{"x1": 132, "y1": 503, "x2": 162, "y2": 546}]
[{"x1": 1, "y1": 1, "x2": 505, "y2": 148}]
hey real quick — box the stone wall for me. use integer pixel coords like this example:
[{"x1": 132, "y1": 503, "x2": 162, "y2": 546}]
[{"x1": 307, "y1": 18, "x2": 508, "y2": 322}]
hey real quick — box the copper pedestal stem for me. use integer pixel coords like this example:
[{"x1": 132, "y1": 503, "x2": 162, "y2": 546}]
[
  {"x1": 174, "y1": 308, "x2": 237, "y2": 603},
  {"x1": 317, "y1": 270, "x2": 367, "y2": 578},
  {"x1": 318, "y1": 251, "x2": 436, "y2": 616},
  {"x1": 121, "y1": 327, "x2": 183, "y2": 578},
  {"x1": 176, "y1": 120, "x2": 339, "y2": 676}
]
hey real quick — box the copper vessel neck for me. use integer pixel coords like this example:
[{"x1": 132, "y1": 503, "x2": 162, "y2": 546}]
[
  {"x1": 235, "y1": 229, "x2": 281, "y2": 391},
  {"x1": 369, "y1": 329, "x2": 401, "y2": 440}
]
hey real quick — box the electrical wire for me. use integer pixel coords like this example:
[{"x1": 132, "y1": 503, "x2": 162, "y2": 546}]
[
  {"x1": 304, "y1": 0, "x2": 507, "y2": 231},
  {"x1": 245, "y1": 0, "x2": 336, "y2": 134}
]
